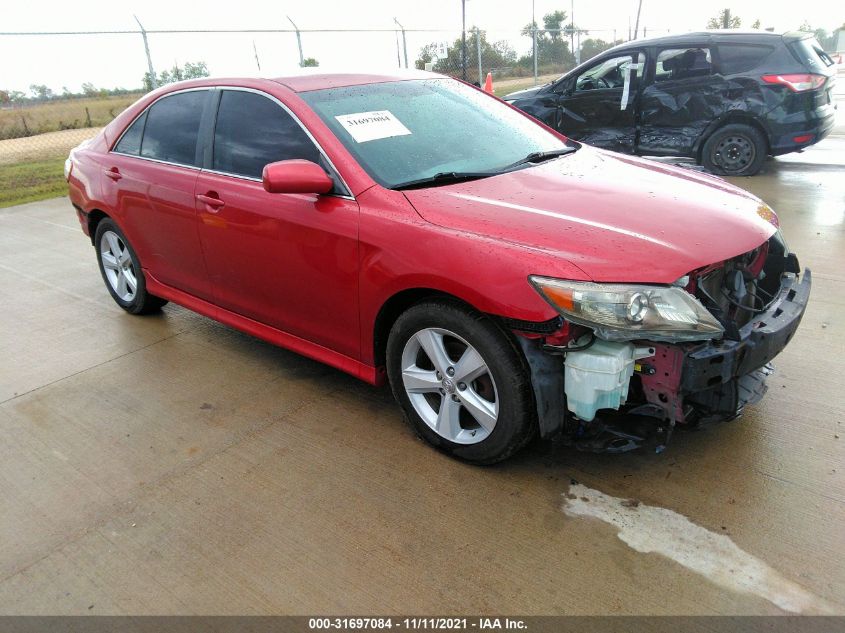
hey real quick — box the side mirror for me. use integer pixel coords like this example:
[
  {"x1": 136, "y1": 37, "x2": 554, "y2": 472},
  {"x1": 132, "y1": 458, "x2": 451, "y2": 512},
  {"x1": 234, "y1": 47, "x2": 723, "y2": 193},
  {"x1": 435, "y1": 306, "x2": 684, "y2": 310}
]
[{"x1": 262, "y1": 159, "x2": 334, "y2": 195}]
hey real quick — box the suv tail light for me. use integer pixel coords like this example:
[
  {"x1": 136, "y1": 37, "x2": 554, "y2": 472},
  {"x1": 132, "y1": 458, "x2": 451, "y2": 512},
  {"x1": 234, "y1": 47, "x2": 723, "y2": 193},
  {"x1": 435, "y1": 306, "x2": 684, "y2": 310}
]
[{"x1": 761, "y1": 73, "x2": 826, "y2": 92}]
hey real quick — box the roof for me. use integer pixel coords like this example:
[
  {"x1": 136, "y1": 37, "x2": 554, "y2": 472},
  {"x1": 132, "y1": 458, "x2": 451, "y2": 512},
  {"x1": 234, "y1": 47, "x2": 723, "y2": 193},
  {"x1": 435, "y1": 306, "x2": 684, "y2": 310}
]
[
  {"x1": 607, "y1": 29, "x2": 794, "y2": 51},
  {"x1": 270, "y1": 68, "x2": 436, "y2": 92}
]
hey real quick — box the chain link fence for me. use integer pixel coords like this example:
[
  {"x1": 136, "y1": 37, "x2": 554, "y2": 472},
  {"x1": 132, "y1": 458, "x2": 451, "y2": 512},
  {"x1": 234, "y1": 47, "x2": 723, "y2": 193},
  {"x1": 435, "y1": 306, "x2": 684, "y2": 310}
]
[{"x1": 0, "y1": 25, "x2": 668, "y2": 205}]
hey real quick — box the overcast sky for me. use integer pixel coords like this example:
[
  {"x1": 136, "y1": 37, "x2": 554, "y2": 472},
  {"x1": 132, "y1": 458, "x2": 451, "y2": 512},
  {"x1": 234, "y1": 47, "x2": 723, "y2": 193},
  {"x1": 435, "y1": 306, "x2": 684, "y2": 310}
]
[{"x1": 3, "y1": 0, "x2": 842, "y2": 93}]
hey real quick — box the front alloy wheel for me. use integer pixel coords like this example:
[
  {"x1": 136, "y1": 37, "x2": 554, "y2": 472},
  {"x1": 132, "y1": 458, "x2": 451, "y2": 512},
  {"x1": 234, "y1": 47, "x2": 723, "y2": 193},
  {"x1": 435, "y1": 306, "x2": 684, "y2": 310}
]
[
  {"x1": 401, "y1": 327, "x2": 499, "y2": 445},
  {"x1": 386, "y1": 300, "x2": 536, "y2": 464}
]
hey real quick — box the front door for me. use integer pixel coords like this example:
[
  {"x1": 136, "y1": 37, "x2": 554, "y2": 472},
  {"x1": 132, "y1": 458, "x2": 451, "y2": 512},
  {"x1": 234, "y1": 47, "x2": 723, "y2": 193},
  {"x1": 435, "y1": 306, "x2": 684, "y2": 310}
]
[
  {"x1": 556, "y1": 51, "x2": 645, "y2": 153},
  {"x1": 195, "y1": 89, "x2": 360, "y2": 359}
]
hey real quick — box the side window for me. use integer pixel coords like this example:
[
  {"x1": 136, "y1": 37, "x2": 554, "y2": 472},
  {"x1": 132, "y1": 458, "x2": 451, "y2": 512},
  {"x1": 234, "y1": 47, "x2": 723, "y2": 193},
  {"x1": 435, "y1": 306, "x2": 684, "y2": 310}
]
[
  {"x1": 574, "y1": 53, "x2": 644, "y2": 92},
  {"x1": 114, "y1": 111, "x2": 147, "y2": 156},
  {"x1": 213, "y1": 90, "x2": 321, "y2": 179},
  {"x1": 655, "y1": 47, "x2": 712, "y2": 82},
  {"x1": 717, "y1": 44, "x2": 773, "y2": 74},
  {"x1": 140, "y1": 91, "x2": 206, "y2": 166}
]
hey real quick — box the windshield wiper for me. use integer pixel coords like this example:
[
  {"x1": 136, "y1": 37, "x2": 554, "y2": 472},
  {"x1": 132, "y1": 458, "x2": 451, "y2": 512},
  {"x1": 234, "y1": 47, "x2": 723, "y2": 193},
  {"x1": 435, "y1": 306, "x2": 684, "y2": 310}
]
[
  {"x1": 502, "y1": 147, "x2": 577, "y2": 171},
  {"x1": 392, "y1": 171, "x2": 496, "y2": 191}
]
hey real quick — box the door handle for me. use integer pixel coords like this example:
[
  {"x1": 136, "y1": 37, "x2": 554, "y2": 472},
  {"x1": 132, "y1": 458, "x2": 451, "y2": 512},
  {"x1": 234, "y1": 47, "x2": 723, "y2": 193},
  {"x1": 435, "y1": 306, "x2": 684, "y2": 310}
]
[
  {"x1": 104, "y1": 168, "x2": 122, "y2": 181},
  {"x1": 196, "y1": 193, "x2": 225, "y2": 210}
]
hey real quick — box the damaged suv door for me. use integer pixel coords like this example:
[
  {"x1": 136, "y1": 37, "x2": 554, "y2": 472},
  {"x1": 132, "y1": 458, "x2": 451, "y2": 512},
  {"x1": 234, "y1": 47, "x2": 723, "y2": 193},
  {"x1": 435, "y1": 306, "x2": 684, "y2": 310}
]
[
  {"x1": 637, "y1": 44, "x2": 718, "y2": 157},
  {"x1": 553, "y1": 51, "x2": 645, "y2": 154}
]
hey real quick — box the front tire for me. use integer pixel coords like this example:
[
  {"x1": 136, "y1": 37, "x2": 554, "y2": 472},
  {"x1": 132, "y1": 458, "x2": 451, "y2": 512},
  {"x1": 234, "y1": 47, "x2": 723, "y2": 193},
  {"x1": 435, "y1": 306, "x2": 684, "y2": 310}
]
[
  {"x1": 95, "y1": 218, "x2": 167, "y2": 314},
  {"x1": 701, "y1": 123, "x2": 767, "y2": 177},
  {"x1": 386, "y1": 300, "x2": 536, "y2": 464}
]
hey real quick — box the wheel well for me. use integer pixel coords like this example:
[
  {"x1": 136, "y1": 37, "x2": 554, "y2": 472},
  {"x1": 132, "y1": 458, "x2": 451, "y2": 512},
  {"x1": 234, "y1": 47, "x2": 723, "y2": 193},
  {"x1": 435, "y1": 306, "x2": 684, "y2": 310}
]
[
  {"x1": 87, "y1": 209, "x2": 109, "y2": 244},
  {"x1": 372, "y1": 288, "x2": 463, "y2": 367},
  {"x1": 696, "y1": 115, "x2": 770, "y2": 162}
]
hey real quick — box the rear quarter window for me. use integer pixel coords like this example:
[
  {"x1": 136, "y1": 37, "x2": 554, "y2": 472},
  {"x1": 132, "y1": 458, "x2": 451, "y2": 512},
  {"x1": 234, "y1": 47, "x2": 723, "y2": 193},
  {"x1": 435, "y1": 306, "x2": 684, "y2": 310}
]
[
  {"x1": 789, "y1": 37, "x2": 835, "y2": 72},
  {"x1": 717, "y1": 44, "x2": 774, "y2": 74},
  {"x1": 114, "y1": 111, "x2": 147, "y2": 156}
]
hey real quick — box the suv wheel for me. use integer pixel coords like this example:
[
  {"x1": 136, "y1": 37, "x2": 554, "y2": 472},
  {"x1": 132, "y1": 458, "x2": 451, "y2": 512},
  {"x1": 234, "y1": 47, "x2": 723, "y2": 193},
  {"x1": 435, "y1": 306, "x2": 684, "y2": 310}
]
[
  {"x1": 386, "y1": 300, "x2": 536, "y2": 464},
  {"x1": 701, "y1": 123, "x2": 766, "y2": 177},
  {"x1": 95, "y1": 218, "x2": 168, "y2": 314}
]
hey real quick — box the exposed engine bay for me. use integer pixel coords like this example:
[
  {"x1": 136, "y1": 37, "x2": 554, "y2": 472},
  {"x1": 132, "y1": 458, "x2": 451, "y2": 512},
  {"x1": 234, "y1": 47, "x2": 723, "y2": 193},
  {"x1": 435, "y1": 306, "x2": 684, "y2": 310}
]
[{"x1": 515, "y1": 232, "x2": 811, "y2": 453}]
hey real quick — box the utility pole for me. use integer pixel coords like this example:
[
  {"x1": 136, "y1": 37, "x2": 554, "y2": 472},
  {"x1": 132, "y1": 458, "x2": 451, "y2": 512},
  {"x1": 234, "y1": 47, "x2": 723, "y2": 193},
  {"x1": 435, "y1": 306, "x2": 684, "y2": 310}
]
[
  {"x1": 134, "y1": 15, "x2": 157, "y2": 89},
  {"x1": 253, "y1": 40, "x2": 261, "y2": 72},
  {"x1": 287, "y1": 16, "x2": 304, "y2": 67},
  {"x1": 633, "y1": 0, "x2": 643, "y2": 40},
  {"x1": 461, "y1": 0, "x2": 467, "y2": 81},
  {"x1": 394, "y1": 18, "x2": 408, "y2": 68}
]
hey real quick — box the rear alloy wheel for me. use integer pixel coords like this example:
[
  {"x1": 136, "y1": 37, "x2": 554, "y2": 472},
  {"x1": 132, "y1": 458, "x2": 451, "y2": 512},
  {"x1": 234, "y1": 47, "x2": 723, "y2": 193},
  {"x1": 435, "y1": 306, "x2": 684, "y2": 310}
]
[
  {"x1": 95, "y1": 218, "x2": 167, "y2": 314},
  {"x1": 701, "y1": 123, "x2": 766, "y2": 177},
  {"x1": 386, "y1": 300, "x2": 536, "y2": 464}
]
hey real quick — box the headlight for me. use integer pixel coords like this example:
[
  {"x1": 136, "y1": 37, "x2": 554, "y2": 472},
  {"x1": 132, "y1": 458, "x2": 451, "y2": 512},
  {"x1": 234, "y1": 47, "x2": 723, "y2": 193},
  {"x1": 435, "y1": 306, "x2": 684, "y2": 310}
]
[
  {"x1": 529, "y1": 276, "x2": 724, "y2": 342},
  {"x1": 64, "y1": 156, "x2": 73, "y2": 180}
]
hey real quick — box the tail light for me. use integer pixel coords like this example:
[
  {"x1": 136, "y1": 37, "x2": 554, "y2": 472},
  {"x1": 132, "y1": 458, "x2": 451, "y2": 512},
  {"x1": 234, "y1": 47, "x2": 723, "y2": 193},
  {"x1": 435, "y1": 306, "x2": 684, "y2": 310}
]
[{"x1": 761, "y1": 73, "x2": 826, "y2": 92}]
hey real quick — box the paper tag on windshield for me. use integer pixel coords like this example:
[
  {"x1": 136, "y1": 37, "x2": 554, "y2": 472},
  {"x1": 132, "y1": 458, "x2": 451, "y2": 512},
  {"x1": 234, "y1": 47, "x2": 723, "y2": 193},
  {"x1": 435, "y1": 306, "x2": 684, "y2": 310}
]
[{"x1": 334, "y1": 110, "x2": 411, "y2": 143}]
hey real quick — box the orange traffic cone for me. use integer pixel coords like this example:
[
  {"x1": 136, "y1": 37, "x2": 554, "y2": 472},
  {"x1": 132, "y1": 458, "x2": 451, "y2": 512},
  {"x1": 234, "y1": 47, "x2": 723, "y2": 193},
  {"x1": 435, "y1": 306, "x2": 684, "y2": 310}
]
[{"x1": 483, "y1": 72, "x2": 493, "y2": 94}]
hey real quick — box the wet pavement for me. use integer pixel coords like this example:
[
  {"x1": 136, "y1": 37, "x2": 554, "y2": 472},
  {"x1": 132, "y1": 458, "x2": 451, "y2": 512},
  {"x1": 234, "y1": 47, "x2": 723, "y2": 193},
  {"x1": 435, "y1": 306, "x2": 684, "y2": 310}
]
[{"x1": 0, "y1": 135, "x2": 843, "y2": 615}]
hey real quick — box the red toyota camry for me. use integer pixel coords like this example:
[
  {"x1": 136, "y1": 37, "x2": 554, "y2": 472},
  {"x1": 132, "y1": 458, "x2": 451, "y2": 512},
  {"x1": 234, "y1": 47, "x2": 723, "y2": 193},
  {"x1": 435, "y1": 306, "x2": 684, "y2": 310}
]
[{"x1": 66, "y1": 70, "x2": 810, "y2": 463}]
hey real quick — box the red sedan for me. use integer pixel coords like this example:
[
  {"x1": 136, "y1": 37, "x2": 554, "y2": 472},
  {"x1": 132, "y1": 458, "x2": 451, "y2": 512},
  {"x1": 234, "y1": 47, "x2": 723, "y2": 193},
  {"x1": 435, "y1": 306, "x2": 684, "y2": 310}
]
[{"x1": 66, "y1": 71, "x2": 810, "y2": 463}]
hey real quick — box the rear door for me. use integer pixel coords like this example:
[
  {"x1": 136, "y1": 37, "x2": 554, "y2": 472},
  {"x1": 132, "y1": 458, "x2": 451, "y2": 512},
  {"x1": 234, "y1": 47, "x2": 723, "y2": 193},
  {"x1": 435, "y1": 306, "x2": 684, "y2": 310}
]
[
  {"x1": 555, "y1": 51, "x2": 645, "y2": 153},
  {"x1": 194, "y1": 89, "x2": 360, "y2": 358},
  {"x1": 637, "y1": 44, "x2": 722, "y2": 156},
  {"x1": 106, "y1": 89, "x2": 213, "y2": 300}
]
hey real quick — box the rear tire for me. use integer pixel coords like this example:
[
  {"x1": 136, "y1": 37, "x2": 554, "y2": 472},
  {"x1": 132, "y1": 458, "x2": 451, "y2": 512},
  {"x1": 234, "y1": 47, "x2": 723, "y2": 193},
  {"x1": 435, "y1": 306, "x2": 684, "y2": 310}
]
[
  {"x1": 95, "y1": 218, "x2": 167, "y2": 315},
  {"x1": 701, "y1": 123, "x2": 767, "y2": 177},
  {"x1": 386, "y1": 300, "x2": 536, "y2": 464}
]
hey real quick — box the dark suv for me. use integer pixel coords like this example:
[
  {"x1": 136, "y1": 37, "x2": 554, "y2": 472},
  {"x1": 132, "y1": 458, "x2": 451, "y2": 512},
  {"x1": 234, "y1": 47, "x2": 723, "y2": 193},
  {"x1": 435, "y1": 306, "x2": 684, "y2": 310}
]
[{"x1": 504, "y1": 31, "x2": 837, "y2": 176}]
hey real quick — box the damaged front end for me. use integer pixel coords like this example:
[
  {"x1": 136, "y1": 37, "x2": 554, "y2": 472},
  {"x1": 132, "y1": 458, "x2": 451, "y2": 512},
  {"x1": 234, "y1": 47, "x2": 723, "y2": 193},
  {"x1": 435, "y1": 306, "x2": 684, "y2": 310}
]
[{"x1": 517, "y1": 231, "x2": 811, "y2": 453}]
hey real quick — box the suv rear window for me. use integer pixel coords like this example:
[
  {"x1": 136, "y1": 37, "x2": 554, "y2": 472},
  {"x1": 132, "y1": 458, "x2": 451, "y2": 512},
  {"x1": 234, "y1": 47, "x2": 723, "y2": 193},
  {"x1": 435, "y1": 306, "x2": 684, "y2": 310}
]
[
  {"x1": 717, "y1": 44, "x2": 773, "y2": 74},
  {"x1": 789, "y1": 37, "x2": 835, "y2": 71}
]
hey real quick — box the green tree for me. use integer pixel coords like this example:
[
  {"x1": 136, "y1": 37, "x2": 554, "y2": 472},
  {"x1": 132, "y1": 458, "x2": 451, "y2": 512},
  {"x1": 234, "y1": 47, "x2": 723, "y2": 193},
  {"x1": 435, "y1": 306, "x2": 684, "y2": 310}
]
[
  {"x1": 707, "y1": 9, "x2": 742, "y2": 29},
  {"x1": 142, "y1": 61, "x2": 210, "y2": 91},
  {"x1": 752, "y1": 19, "x2": 761, "y2": 29},
  {"x1": 81, "y1": 82, "x2": 99, "y2": 97},
  {"x1": 0, "y1": 90, "x2": 9, "y2": 105},
  {"x1": 580, "y1": 38, "x2": 622, "y2": 62},
  {"x1": 29, "y1": 84, "x2": 53, "y2": 100},
  {"x1": 415, "y1": 29, "x2": 518, "y2": 77},
  {"x1": 302, "y1": 57, "x2": 319, "y2": 67},
  {"x1": 519, "y1": 11, "x2": 578, "y2": 69}
]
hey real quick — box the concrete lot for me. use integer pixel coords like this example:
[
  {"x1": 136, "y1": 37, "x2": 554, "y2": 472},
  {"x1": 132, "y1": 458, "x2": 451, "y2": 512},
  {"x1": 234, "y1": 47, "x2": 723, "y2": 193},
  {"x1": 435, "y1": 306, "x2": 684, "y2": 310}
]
[{"x1": 0, "y1": 137, "x2": 843, "y2": 615}]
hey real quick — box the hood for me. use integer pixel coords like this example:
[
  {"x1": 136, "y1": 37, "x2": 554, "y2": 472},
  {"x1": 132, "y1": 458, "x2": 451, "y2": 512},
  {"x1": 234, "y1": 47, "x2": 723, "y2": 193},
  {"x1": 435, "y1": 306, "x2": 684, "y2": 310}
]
[
  {"x1": 402, "y1": 147, "x2": 777, "y2": 283},
  {"x1": 503, "y1": 85, "x2": 546, "y2": 101}
]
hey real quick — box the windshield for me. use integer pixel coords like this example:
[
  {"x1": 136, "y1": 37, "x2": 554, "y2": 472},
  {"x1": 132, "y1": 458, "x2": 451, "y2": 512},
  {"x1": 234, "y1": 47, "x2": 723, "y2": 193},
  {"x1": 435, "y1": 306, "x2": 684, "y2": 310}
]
[{"x1": 300, "y1": 78, "x2": 568, "y2": 188}]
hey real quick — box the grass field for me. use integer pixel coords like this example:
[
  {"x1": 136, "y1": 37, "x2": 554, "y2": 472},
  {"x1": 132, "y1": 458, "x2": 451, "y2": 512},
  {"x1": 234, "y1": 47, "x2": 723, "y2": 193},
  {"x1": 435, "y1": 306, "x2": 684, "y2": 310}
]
[
  {"x1": 0, "y1": 158, "x2": 66, "y2": 208},
  {"x1": 0, "y1": 93, "x2": 141, "y2": 140}
]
